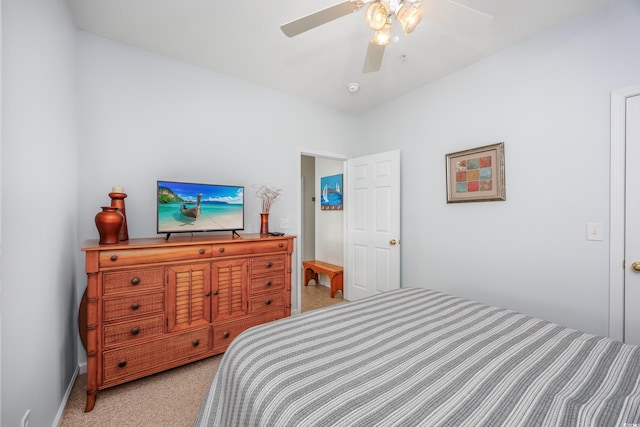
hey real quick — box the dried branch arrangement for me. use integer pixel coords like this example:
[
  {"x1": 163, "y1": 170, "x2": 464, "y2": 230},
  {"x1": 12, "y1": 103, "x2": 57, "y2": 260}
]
[{"x1": 254, "y1": 184, "x2": 282, "y2": 213}]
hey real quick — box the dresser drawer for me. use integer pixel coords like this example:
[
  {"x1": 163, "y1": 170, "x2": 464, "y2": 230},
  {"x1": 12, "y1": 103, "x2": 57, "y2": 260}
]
[
  {"x1": 212, "y1": 315, "x2": 268, "y2": 351},
  {"x1": 102, "y1": 268, "x2": 164, "y2": 295},
  {"x1": 103, "y1": 292, "x2": 164, "y2": 322},
  {"x1": 250, "y1": 255, "x2": 286, "y2": 275},
  {"x1": 103, "y1": 328, "x2": 209, "y2": 384},
  {"x1": 249, "y1": 272, "x2": 285, "y2": 294},
  {"x1": 212, "y1": 239, "x2": 288, "y2": 257},
  {"x1": 99, "y1": 246, "x2": 212, "y2": 267},
  {"x1": 262, "y1": 309, "x2": 287, "y2": 324},
  {"x1": 250, "y1": 292, "x2": 285, "y2": 313},
  {"x1": 103, "y1": 315, "x2": 164, "y2": 348}
]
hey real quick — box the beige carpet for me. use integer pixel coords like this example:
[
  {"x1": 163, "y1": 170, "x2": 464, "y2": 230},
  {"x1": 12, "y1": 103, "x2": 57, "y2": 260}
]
[{"x1": 60, "y1": 283, "x2": 345, "y2": 426}]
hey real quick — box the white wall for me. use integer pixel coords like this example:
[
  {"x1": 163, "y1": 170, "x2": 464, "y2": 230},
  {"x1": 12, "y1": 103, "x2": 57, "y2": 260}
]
[
  {"x1": 357, "y1": 0, "x2": 640, "y2": 337},
  {"x1": 75, "y1": 32, "x2": 358, "y2": 365},
  {"x1": 1, "y1": 0, "x2": 78, "y2": 425},
  {"x1": 314, "y1": 158, "x2": 344, "y2": 273}
]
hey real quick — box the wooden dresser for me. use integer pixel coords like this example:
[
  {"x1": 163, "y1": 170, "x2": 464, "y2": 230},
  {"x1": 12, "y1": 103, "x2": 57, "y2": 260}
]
[{"x1": 80, "y1": 234, "x2": 294, "y2": 412}]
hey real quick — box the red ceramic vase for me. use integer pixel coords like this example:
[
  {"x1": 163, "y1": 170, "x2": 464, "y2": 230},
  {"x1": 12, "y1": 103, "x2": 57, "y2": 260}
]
[{"x1": 95, "y1": 206, "x2": 124, "y2": 244}]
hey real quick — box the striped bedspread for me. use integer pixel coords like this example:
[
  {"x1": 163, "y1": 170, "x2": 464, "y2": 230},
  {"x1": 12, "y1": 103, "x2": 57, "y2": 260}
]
[{"x1": 195, "y1": 288, "x2": 640, "y2": 426}]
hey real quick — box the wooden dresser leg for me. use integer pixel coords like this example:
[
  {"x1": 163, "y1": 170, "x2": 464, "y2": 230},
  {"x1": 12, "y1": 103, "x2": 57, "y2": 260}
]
[{"x1": 85, "y1": 391, "x2": 97, "y2": 412}]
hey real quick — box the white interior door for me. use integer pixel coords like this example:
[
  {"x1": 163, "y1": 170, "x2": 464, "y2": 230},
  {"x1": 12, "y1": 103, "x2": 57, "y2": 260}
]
[
  {"x1": 346, "y1": 150, "x2": 401, "y2": 301},
  {"x1": 625, "y1": 94, "x2": 640, "y2": 344}
]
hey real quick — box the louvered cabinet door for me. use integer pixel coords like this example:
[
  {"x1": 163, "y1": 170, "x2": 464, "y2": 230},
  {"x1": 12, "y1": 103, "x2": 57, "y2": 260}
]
[
  {"x1": 212, "y1": 258, "x2": 249, "y2": 321},
  {"x1": 166, "y1": 263, "x2": 212, "y2": 332}
]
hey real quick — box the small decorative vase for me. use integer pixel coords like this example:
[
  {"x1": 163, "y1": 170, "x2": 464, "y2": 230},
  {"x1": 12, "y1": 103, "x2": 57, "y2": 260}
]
[
  {"x1": 260, "y1": 213, "x2": 269, "y2": 236},
  {"x1": 109, "y1": 192, "x2": 129, "y2": 241},
  {"x1": 95, "y1": 206, "x2": 124, "y2": 244}
]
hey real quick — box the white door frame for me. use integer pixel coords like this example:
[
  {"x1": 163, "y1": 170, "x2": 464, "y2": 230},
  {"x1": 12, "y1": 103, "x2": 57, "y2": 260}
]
[
  {"x1": 295, "y1": 148, "x2": 348, "y2": 314},
  {"x1": 609, "y1": 84, "x2": 640, "y2": 341}
]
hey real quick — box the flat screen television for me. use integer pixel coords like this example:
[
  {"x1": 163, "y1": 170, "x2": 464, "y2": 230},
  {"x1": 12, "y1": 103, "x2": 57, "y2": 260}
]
[{"x1": 157, "y1": 180, "x2": 244, "y2": 239}]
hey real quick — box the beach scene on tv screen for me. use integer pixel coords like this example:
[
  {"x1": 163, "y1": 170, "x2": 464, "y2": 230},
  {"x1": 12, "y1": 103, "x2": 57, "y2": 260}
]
[{"x1": 158, "y1": 181, "x2": 244, "y2": 232}]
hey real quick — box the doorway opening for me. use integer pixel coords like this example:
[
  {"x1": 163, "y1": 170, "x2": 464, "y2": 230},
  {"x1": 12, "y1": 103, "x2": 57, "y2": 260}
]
[{"x1": 298, "y1": 151, "x2": 347, "y2": 313}]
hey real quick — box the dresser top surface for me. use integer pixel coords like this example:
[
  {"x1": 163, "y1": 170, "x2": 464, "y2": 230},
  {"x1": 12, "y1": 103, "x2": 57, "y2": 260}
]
[{"x1": 83, "y1": 233, "x2": 295, "y2": 251}]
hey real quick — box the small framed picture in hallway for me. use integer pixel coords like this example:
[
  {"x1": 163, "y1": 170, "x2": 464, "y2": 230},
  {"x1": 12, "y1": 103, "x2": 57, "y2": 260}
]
[{"x1": 320, "y1": 174, "x2": 343, "y2": 210}]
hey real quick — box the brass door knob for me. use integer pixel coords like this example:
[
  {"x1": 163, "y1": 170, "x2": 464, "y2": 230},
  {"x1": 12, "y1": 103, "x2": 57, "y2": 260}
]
[
  {"x1": 632, "y1": 261, "x2": 640, "y2": 272},
  {"x1": 389, "y1": 239, "x2": 399, "y2": 246}
]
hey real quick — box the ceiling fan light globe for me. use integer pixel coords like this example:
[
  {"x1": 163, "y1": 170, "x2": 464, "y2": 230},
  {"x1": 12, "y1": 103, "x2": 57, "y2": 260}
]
[
  {"x1": 397, "y1": 3, "x2": 424, "y2": 35},
  {"x1": 365, "y1": 1, "x2": 390, "y2": 31},
  {"x1": 370, "y1": 22, "x2": 392, "y2": 46}
]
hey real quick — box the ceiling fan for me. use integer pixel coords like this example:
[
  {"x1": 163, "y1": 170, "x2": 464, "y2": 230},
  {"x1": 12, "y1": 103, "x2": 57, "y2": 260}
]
[{"x1": 281, "y1": 0, "x2": 493, "y2": 73}]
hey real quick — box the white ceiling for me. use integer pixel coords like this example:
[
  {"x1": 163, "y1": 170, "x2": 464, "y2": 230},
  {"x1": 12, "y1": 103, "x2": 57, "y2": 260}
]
[{"x1": 68, "y1": 0, "x2": 612, "y2": 114}]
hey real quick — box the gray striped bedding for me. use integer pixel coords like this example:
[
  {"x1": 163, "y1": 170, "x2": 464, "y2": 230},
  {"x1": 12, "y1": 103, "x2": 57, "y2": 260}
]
[{"x1": 195, "y1": 288, "x2": 640, "y2": 426}]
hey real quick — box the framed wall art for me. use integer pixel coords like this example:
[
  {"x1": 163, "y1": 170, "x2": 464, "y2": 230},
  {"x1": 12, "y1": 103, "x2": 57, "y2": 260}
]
[
  {"x1": 320, "y1": 174, "x2": 343, "y2": 210},
  {"x1": 446, "y1": 142, "x2": 505, "y2": 203}
]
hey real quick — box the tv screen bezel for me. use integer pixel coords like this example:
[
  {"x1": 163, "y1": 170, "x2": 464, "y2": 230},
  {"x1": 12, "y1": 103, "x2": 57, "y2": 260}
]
[{"x1": 156, "y1": 180, "x2": 245, "y2": 237}]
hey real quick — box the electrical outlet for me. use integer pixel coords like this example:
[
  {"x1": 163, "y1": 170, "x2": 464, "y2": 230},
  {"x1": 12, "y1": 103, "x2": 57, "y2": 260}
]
[
  {"x1": 21, "y1": 409, "x2": 30, "y2": 427},
  {"x1": 280, "y1": 218, "x2": 290, "y2": 229}
]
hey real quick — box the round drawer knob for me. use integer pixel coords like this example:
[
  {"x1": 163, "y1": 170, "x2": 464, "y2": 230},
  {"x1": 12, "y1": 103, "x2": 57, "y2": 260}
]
[
  {"x1": 131, "y1": 303, "x2": 139, "y2": 310},
  {"x1": 192, "y1": 339, "x2": 200, "y2": 347},
  {"x1": 131, "y1": 327, "x2": 139, "y2": 335},
  {"x1": 205, "y1": 291, "x2": 211, "y2": 297},
  {"x1": 266, "y1": 262, "x2": 272, "y2": 268},
  {"x1": 265, "y1": 299, "x2": 272, "y2": 305},
  {"x1": 213, "y1": 290, "x2": 219, "y2": 295},
  {"x1": 265, "y1": 281, "x2": 272, "y2": 287},
  {"x1": 199, "y1": 248, "x2": 205, "y2": 255},
  {"x1": 118, "y1": 360, "x2": 127, "y2": 368},
  {"x1": 131, "y1": 277, "x2": 140, "y2": 285},
  {"x1": 279, "y1": 243, "x2": 283, "y2": 247},
  {"x1": 219, "y1": 247, "x2": 225, "y2": 253},
  {"x1": 110, "y1": 255, "x2": 118, "y2": 262},
  {"x1": 223, "y1": 332, "x2": 230, "y2": 339}
]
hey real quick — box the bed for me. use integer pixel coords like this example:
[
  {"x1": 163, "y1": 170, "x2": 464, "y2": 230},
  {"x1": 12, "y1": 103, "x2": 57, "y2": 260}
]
[{"x1": 195, "y1": 288, "x2": 640, "y2": 426}]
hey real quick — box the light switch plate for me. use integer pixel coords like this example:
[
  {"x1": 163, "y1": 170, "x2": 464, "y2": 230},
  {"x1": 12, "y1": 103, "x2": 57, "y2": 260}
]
[{"x1": 587, "y1": 223, "x2": 603, "y2": 241}]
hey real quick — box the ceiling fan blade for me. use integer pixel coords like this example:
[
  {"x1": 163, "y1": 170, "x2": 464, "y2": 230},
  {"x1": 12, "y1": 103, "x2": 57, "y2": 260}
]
[
  {"x1": 281, "y1": 1, "x2": 363, "y2": 37},
  {"x1": 362, "y1": 42, "x2": 385, "y2": 73},
  {"x1": 422, "y1": 0, "x2": 493, "y2": 34}
]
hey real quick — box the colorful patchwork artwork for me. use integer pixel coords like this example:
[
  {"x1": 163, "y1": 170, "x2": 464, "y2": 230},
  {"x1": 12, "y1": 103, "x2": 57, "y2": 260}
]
[{"x1": 455, "y1": 156, "x2": 492, "y2": 193}]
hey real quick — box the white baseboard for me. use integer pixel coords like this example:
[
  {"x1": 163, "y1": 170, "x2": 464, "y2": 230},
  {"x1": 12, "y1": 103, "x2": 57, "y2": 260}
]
[{"x1": 53, "y1": 366, "x2": 79, "y2": 427}]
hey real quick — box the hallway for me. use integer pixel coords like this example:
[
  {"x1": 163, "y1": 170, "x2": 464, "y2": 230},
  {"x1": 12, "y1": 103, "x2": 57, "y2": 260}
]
[{"x1": 301, "y1": 282, "x2": 346, "y2": 313}]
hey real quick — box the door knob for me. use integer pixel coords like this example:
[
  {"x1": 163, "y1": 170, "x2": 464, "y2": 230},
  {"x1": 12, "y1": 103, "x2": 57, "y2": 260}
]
[
  {"x1": 632, "y1": 261, "x2": 640, "y2": 272},
  {"x1": 389, "y1": 239, "x2": 399, "y2": 246}
]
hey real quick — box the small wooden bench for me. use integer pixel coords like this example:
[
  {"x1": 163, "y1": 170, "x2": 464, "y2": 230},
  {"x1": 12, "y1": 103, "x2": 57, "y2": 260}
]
[{"x1": 302, "y1": 260, "x2": 343, "y2": 298}]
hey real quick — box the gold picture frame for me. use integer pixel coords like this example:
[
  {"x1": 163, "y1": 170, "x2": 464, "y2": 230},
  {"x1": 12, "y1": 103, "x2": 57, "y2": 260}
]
[{"x1": 446, "y1": 142, "x2": 505, "y2": 203}]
